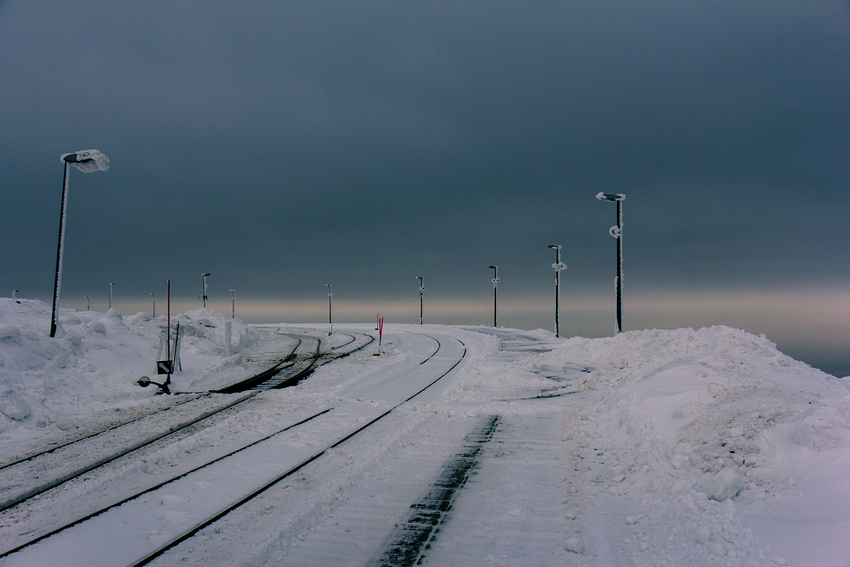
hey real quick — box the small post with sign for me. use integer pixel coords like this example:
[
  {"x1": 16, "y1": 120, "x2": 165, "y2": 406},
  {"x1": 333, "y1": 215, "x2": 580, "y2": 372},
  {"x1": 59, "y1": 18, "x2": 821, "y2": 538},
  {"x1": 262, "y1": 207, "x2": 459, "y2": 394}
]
[{"x1": 374, "y1": 314, "x2": 384, "y2": 356}]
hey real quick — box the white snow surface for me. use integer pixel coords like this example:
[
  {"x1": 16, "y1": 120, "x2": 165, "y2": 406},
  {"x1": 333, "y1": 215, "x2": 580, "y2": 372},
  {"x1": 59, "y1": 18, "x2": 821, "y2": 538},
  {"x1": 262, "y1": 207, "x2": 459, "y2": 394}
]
[{"x1": 1, "y1": 298, "x2": 849, "y2": 566}]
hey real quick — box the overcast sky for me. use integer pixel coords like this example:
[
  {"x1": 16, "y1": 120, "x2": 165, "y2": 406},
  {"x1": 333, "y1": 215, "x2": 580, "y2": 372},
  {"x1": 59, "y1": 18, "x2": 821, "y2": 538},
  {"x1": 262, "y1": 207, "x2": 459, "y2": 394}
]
[{"x1": 1, "y1": 0, "x2": 848, "y2": 374}]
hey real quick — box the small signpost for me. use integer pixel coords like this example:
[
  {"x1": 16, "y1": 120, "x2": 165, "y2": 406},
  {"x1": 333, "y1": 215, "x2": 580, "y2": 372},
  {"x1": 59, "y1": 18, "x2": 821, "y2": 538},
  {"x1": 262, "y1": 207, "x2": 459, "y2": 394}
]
[{"x1": 374, "y1": 314, "x2": 384, "y2": 356}]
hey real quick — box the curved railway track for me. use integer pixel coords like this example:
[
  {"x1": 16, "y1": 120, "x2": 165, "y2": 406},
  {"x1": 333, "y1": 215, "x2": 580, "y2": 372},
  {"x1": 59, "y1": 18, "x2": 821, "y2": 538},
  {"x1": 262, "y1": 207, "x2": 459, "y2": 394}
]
[
  {"x1": 0, "y1": 331, "x2": 373, "y2": 516},
  {"x1": 0, "y1": 332, "x2": 465, "y2": 567}
]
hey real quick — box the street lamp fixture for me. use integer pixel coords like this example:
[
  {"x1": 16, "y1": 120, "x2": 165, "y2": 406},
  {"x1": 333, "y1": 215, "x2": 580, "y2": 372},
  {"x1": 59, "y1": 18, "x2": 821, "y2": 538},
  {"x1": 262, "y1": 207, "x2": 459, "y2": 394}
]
[
  {"x1": 548, "y1": 244, "x2": 567, "y2": 338},
  {"x1": 417, "y1": 276, "x2": 424, "y2": 325},
  {"x1": 489, "y1": 265, "x2": 499, "y2": 327},
  {"x1": 50, "y1": 150, "x2": 109, "y2": 337},
  {"x1": 326, "y1": 284, "x2": 333, "y2": 335},
  {"x1": 201, "y1": 273, "x2": 210, "y2": 308},
  {"x1": 596, "y1": 192, "x2": 626, "y2": 334}
]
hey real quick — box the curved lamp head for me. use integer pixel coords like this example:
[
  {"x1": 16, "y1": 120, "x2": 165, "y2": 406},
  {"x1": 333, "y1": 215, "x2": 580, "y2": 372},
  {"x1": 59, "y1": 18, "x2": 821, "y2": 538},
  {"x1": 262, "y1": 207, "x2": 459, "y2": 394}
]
[
  {"x1": 61, "y1": 150, "x2": 109, "y2": 173},
  {"x1": 596, "y1": 192, "x2": 625, "y2": 202}
]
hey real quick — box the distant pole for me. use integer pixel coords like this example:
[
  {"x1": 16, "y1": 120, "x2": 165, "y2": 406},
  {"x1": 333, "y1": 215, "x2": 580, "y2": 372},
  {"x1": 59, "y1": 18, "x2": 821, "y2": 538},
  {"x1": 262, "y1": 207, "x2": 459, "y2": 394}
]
[
  {"x1": 12, "y1": 290, "x2": 18, "y2": 300},
  {"x1": 167, "y1": 280, "x2": 171, "y2": 363},
  {"x1": 229, "y1": 289, "x2": 236, "y2": 318},
  {"x1": 326, "y1": 284, "x2": 333, "y2": 335},
  {"x1": 108, "y1": 282, "x2": 115, "y2": 310},
  {"x1": 417, "y1": 276, "x2": 424, "y2": 324},
  {"x1": 151, "y1": 293, "x2": 156, "y2": 318},
  {"x1": 548, "y1": 244, "x2": 567, "y2": 338},
  {"x1": 596, "y1": 192, "x2": 626, "y2": 334},
  {"x1": 86, "y1": 295, "x2": 90, "y2": 311},
  {"x1": 489, "y1": 265, "x2": 499, "y2": 327},
  {"x1": 50, "y1": 150, "x2": 109, "y2": 337},
  {"x1": 201, "y1": 273, "x2": 210, "y2": 308}
]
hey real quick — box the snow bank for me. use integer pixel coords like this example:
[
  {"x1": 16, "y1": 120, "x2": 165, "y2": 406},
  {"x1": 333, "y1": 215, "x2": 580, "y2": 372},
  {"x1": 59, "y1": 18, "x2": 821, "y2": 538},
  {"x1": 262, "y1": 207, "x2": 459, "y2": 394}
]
[
  {"x1": 502, "y1": 327, "x2": 850, "y2": 565},
  {"x1": 0, "y1": 299, "x2": 258, "y2": 450}
]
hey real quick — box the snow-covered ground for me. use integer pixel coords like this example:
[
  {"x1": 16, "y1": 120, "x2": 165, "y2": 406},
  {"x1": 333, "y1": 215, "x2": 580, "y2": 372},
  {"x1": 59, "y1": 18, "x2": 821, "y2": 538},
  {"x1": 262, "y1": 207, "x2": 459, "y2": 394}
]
[{"x1": 1, "y1": 298, "x2": 848, "y2": 566}]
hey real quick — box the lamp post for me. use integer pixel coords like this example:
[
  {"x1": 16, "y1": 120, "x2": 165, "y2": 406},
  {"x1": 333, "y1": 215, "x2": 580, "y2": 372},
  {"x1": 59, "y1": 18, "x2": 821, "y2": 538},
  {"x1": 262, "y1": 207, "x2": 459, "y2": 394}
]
[
  {"x1": 86, "y1": 296, "x2": 90, "y2": 311},
  {"x1": 201, "y1": 273, "x2": 210, "y2": 308},
  {"x1": 50, "y1": 150, "x2": 110, "y2": 337},
  {"x1": 326, "y1": 284, "x2": 333, "y2": 335},
  {"x1": 229, "y1": 289, "x2": 236, "y2": 318},
  {"x1": 548, "y1": 244, "x2": 567, "y2": 338},
  {"x1": 596, "y1": 192, "x2": 626, "y2": 334},
  {"x1": 417, "y1": 276, "x2": 424, "y2": 325},
  {"x1": 489, "y1": 265, "x2": 499, "y2": 327},
  {"x1": 108, "y1": 282, "x2": 115, "y2": 310},
  {"x1": 151, "y1": 293, "x2": 156, "y2": 318}
]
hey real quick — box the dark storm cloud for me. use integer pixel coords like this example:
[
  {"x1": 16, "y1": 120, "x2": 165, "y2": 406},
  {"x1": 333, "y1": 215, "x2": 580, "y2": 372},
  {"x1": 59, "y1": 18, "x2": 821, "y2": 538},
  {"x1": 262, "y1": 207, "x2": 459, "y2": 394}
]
[{"x1": 1, "y1": 0, "x2": 849, "y2": 360}]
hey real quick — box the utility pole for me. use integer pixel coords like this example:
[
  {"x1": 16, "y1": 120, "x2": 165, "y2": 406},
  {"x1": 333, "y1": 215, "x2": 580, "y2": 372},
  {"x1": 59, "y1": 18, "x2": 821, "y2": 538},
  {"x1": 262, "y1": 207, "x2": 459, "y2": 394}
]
[
  {"x1": 326, "y1": 284, "x2": 333, "y2": 335},
  {"x1": 548, "y1": 244, "x2": 567, "y2": 338},
  {"x1": 201, "y1": 273, "x2": 210, "y2": 308},
  {"x1": 596, "y1": 192, "x2": 626, "y2": 334},
  {"x1": 489, "y1": 265, "x2": 499, "y2": 327},
  {"x1": 417, "y1": 276, "x2": 424, "y2": 324}
]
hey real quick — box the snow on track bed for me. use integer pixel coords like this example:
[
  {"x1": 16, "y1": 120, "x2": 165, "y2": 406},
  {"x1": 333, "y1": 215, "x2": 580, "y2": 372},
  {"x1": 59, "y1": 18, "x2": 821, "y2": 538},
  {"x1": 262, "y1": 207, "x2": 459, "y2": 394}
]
[
  {"x1": 2, "y1": 301, "x2": 849, "y2": 567},
  {"x1": 0, "y1": 330, "x2": 468, "y2": 567}
]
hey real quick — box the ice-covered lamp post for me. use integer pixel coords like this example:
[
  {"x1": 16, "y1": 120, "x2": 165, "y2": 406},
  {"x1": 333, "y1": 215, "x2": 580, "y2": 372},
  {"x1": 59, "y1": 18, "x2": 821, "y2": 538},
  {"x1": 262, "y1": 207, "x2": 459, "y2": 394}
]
[
  {"x1": 108, "y1": 282, "x2": 115, "y2": 309},
  {"x1": 596, "y1": 192, "x2": 626, "y2": 334},
  {"x1": 417, "y1": 276, "x2": 424, "y2": 325},
  {"x1": 489, "y1": 265, "x2": 499, "y2": 327},
  {"x1": 548, "y1": 244, "x2": 567, "y2": 338},
  {"x1": 229, "y1": 289, "x2": 236, "y2": 318},
  {"x1": 326, "y1": 284, "x2": 333, "y2": 335},
  {"x1": 201, "y1": 273, "x2": 210, "y2": 308},
  {"x1": 50, "y1": 150, "x2": 109, "y2": 337}
]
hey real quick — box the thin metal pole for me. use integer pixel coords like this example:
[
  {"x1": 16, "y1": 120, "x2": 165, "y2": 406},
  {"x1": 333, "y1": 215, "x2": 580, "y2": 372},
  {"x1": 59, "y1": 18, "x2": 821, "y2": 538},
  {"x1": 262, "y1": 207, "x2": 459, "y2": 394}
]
[
  {"x1": 417, "y1": 276, "x2": 424, "y2": 325},
  {"x1": 326, "y1": 284, "x2": 333, "y2": 335},
  {"x1": 615, "y1": 200, "x2": 623, "y2": 334},
  {"x1": 230, "y1": 289, "x2": 236, "y2": 318},
  {"x1": 151, "y1": 293, "x2": 156, "y2": 318},
  {"x1": 50, "y1": 162, "x2": 70, "y2": 337},
  {"x1": 489, "y1": 265, "x2": 499, "y2": 327}
]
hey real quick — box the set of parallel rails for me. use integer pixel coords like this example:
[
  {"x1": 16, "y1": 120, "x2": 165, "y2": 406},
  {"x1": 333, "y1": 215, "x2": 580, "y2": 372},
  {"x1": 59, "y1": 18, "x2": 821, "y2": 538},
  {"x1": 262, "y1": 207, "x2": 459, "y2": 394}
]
[
  {"x1": 0, "y1": 332, "x2": 372, "y2": 514},
  {"x1": 0, "y1": 333, "x2": 463, "y2": 567}
]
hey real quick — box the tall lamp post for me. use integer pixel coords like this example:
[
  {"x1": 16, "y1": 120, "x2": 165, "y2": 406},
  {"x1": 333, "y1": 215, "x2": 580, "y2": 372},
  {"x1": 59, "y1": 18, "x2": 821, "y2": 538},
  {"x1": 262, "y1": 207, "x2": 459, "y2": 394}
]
[
  {"x1": 151, "y1": 293, "x2": 156, "y2": 318},
  {"x1": 417, "y1": 276, "x2": 424, "y2": 325},
  {"x1": 108, "y1": 282, "x2": 115, "y2": 310},
  {"x1": 326, "y1": 284, "x2": 333, "y2": 335},
  {"x1": 50, "y1": 150, "x2": 110, "y2": 337},
  {"x1": 201, "y1": 273, "x2": 210, "y2": 308},
  {"x1": 596, "y1": 192, "x2": 626, "y2": 334},
  {"x1": 548, "y1": 244, "x2": 567, "y2": 338},
  {"x1": 229, "y1": 289, "x2": 236, "y2": 318},
  {"x1": 489, "y1": 265, "x2": 499, "y2": 327}
]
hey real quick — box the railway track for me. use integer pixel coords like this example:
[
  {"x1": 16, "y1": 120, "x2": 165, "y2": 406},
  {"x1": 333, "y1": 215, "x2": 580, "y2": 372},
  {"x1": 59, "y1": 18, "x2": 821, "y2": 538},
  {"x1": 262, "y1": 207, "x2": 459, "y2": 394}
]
[
  {"x1": 0, "y1": 332, "x2": 371, "y2": 517},
  {"x1": 0, "y1": 332, "x2": 465, "y2": 567}
]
